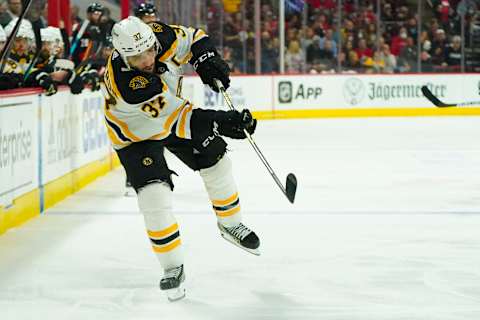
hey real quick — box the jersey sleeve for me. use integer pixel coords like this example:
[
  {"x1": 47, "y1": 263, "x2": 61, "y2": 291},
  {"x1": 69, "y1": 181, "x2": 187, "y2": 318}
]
[{"x1": 150, "y1": 22, "x2": 209, "y2": 66}]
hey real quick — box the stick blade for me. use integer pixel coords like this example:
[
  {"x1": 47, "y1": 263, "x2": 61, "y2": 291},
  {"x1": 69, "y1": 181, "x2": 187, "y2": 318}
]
[
  {"x1": 285, "y1": 173, "x2": 297, "y2": 204},
  {"x1": 421, "y1": 85, "x2": 453, "y2": 107}
]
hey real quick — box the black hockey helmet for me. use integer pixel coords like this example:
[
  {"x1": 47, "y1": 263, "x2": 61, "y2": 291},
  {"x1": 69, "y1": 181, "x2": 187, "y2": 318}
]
[
  {"x1": 87, "y1": 3, "x2": 104, "y2": 14},
  {"x1": 134, "y1": 3, "x2": 156, "y2": 17}
]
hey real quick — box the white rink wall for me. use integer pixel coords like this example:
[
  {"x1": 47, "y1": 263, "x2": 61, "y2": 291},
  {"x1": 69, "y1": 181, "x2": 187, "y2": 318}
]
[
  {"x1": 0, "y1": 88, "x2": 115, "y2": 235},
  {"x1": 183, "y1": 73, "x2": 480, "y2": 116},
  {"x1": 1, "y1": 73, "x2": 480, "y2": 235}
]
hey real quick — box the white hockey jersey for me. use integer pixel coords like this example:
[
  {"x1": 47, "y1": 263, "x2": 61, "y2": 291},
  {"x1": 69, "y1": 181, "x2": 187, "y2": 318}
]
[{"x1": 103, "y1": 22, "x2": 208, "y2": 150}]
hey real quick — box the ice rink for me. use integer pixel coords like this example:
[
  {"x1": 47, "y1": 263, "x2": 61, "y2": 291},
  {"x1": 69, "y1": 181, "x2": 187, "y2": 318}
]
[{"x1": 1, "y1": 117, "x2": 480, "y2": 320}]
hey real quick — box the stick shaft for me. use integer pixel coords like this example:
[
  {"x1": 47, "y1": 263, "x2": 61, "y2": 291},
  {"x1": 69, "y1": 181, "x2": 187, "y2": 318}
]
[{"x1": 214, "y1": 79, "x2": 288, "y2": 196}]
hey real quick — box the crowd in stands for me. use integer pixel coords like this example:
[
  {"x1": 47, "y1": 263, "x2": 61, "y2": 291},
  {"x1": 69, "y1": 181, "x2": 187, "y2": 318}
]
[
  {"x1": 0, "y1": 0, "x2": 477, "y2": 95},
  {"x1": 214, "y1": 0, "x2": 479, "y2": 74}
]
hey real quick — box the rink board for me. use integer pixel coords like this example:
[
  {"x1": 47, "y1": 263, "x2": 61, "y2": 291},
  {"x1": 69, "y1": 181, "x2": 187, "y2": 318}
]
[
  {"x1": 2, "y1": 73, "x2": 480, "y2": 236},
  {"x1": 0, "y1": 88, "x2": 120, "y2": 235},
  {"x1": 183, "y1": 73, "x2": 480, "y2": 118}
]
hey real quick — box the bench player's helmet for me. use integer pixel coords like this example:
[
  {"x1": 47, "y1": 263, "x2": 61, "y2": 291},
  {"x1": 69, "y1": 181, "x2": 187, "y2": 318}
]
[
  {"x1": 134, "y1": 3, "x2": 156, "y2": 18},
  {"x1": 111, "y1": 16, "x2": 158, "y2": 68},
  {"x1": 87, "y1": 2, "x2": 104, "y2": 14}
]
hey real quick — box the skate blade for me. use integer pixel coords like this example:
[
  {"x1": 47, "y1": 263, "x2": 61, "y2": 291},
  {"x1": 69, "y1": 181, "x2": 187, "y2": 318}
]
[
  {"x1": 165, "y1": 286, "x2": 186, "y2": 302},
  {"x1": 219, "y1": 232, "x2": 261, "y2": 256}
]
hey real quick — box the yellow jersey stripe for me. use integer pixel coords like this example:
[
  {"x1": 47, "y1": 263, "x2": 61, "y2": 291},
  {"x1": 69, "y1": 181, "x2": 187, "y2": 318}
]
[
  {"x1": 105, "y1": 109, "x2": 142, "y2": 142},
  {"x1": 152, "y1": 238, "x2": 182, "y2": 253},
  {"x1": 106, "y1": 53, "x2": 123, "y2": 100},
  {"x1": 158, "y1": 39, "x2": 178, "y2": 62},
  {"x1": 106, "y1": 125, "x2": 125, "y2": 146},
  {"x1": 148, "y1": 223, "x2": 179, "y2": 238},
  {"x1": 177, "y1": 103, "x2": 193, "y2": 139},
  {"x1": 180, "y1": 52, "x2": 193, "y2": 65},
  {"x1": 212, "y1": 193, "x2": 239, "y2": 206},
  {"x1": 149, "y1": 101, "x2": 187, "y2": 140},
  {"x1": 215, "y1": 206, "x2": 241, "y2": 218},
  {"x1": 193, "y1": 29, "x2": 207, "y2": 42}
]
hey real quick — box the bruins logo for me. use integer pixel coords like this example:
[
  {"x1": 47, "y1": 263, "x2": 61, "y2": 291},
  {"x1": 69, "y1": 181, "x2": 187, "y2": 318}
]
[
  {"x1": 129, "y1": 76, "x2": 149, "y2": 90},
  {"x1": 150, "y1": 23, "x2": 163, "y2": 33},
  {"x1": 142, "y1": 157, "x2": 153, "y2": 166}
]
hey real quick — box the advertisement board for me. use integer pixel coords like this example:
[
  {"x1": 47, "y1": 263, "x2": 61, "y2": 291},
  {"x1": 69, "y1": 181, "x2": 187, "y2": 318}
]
[
  {"x1": 0, "y1": 94, "x2": 39, "y2": 207},
  {"x1": 183, "y1": 76, "x2": 272, "y2": 111},
  {"x1": 272, "y1": 74, "x2": 480, "y2": 110}
]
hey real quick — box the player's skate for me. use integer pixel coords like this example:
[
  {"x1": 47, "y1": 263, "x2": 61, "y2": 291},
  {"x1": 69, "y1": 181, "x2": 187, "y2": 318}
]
[
  {"x1": 160, "y1": 264, "x2": 185, "y2": 302},
  {"x1": 217, "y1": 222, "x2": 260, "y2": 256},
  {"x1": 124, "y1": 179, "x2": 135, "y2": 197}
]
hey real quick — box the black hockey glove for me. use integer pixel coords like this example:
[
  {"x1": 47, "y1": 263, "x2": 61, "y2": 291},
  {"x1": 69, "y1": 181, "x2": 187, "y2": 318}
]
[
  {"x1": 214, "y1": 109, "x2": 257, "y2": 139},
  {"x1": 191, "y1": 108, "x2": 257, "y2": 146},
  {"x1": 38, "y1": 74, "x2": 58, "y2": 96},
  {"x1": 67, "y1": 70, "x2": 84, "y2": 94},
  {"x1": 191, "y1": 50, "x2": 230, "y2": 92},
  {"x1": 82, "y1": 70, "x2": 101, "y2": 91}
]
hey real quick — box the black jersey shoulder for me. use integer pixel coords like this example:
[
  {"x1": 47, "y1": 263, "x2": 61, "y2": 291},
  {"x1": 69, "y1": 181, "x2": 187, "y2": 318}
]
[
  {"x1": 147, "y1": 21, "x2": 177, "y2": 58},
  {"x1": 108, "y1": 51, "x2": 165, "y2": 105}
]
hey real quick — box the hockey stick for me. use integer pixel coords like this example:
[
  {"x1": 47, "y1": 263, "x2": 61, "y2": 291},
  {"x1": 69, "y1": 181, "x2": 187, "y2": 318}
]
[
  {"x1": 214, "y1": 79, "x2": 297, "y2": 204},
  {"x1": 421, "y1": 85, "x2": 480, "y2": 108},
  {"x1": 0, "y1": 0, "x2": 34, "y2": 72},
  {"x1": 69, "y1": 20, "x2": 90, "y2": 58},
  {"x1": 23, "y1": 23, "x2": 46, "y2": 81}
]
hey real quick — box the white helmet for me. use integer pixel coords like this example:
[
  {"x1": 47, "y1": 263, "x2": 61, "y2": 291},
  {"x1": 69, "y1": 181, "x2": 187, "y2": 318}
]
[
  {"x1": 0, "y1": 25, "x2": 6, "y2": 42},
  {"x1": 40, "y1": 27, "x2": 55, "y2": 42},
  {"x1": 111, "y1": 16, "x2": 157, "y2": 66},
  {"x1": 41, "y1": 27, "x2": 62, "y2": 43},
  {"x1": 5, "y1": 18, "x2": 34, "y2": 41},
  {"x1": 50, "y1": 27, "x2": 63, "y2": 44}
]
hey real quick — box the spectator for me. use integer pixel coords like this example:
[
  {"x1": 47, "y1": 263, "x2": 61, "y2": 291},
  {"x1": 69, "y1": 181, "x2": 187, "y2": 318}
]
[
  {"x1": 285, "y1": 40, "x2": 305, "y2": 73},
  {"x1": 398, "y1": 37, "x2": 417, "y2": 72},
  {"x1": 306, "y1": 36, "x2": 322, "y2": 65},
  {"x1": 301, "y1": 27, "x2": 320, "y2": 53},
  {"x1": 261, "y1": 31, "x2": 278, "y2": 73},
  {"x1": 0, "y1": 1, "x2": 8, "y2": 27},
  {"x1": 355, "y1": 38, "x2": 373, "y2": 59},
  {"x1": 391, "y1": 27, "x2": 408, "y2": 56},
  {"x1": 380, "y1": 44, "x2": 397, "y2": 73},
  {"x1": 406, "y1": 17, "x2": 418, "y2": 40},
  {"x1": 431, "y1": 29, "x2": 448, "y2": 53},
  {"x1": 320, "y1": 29, "x2": 337, "y2": 56},
  {"x1": 344, "y1": 50, "x2": 362, "y2": 72},
  {"x1": 445, "y1": 35, "x2": 462, "y2": 67},
  {"x1": 0, "y1": 0, "x2": 21, "y2": 27},
  {"x1": 317, "y1": 40, "x2": 335, "y2": 71}
]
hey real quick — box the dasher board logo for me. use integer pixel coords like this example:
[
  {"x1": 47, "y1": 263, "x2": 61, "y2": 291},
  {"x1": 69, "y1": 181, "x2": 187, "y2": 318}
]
[
  {"x1": 278, "y1": 81, "x2": 293, "y2": 103},
  {"x1": 343, "y1": 78, "x2": 365, "y2": 105}
]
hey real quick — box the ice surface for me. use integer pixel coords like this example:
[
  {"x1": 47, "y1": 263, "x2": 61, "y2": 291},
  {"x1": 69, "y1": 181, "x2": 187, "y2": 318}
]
[{"x1": 1, "y1": 117, "x2": 480, "y2": 320}]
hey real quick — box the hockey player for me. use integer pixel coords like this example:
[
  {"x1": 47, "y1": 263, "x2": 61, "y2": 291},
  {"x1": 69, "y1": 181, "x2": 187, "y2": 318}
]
[
  {"x1": 134, "y1": 3, "x2": 158, "y2": 24},
  {"x1": 70, "y1": 3, "x2": 104, "y2": 66},
  {"x1": 105, "y1": 16, "x2": 259, "y2": 301},
  {"x1": 0, "y1": 24, "x2": 22, "y2": 89},
  {"x1": 4, "y1": 18, "x2": 57, "y2": 95},
  {"x1": 37, "y1": 26, "x2": 84, "y2": 94}
]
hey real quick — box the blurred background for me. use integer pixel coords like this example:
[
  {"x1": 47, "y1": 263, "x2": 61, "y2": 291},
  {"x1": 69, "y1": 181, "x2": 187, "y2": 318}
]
[{"x1": 1, "y1": 0, "x2": 479, "y2": 78}]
